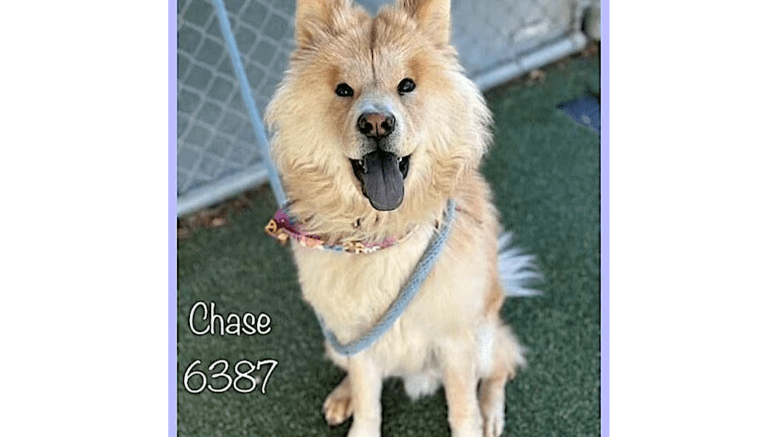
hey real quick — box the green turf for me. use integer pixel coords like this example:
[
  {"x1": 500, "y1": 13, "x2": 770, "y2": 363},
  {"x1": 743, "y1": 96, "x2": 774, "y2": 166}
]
[{"x1": 177, "y1": 53, "x2": 601, "y2": 436}]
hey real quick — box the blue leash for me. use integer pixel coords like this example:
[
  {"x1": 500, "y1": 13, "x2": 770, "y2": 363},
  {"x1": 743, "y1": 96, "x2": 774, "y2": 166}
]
[
  {"x1": 212, "y1": 0, "x2": 287, "y2": 207},
  {"x1": 319, "y1": 199, "x2": 458, "y2": 356}
]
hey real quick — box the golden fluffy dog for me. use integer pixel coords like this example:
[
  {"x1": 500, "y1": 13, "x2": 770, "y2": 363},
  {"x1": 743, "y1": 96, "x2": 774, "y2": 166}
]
[{"x1": 265, "y1": 1, "x2": 538, "y2": 435}]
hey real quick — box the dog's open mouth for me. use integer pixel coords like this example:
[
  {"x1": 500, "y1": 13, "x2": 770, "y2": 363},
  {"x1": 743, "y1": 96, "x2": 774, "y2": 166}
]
[{"x1": 350, "y1": 150, "x2": 410, "y2": 211}]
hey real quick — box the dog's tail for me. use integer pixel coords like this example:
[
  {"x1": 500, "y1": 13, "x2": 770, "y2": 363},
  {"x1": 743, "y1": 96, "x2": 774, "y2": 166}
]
[{"x1": 498, "y1": 232, "x2": 543, "y2": 297}]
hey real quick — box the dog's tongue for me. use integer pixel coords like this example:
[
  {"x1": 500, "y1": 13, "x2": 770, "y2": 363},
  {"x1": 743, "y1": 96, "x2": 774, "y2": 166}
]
[{"x1": 361, "y1": 150, "x2": 404, "y2": 211}]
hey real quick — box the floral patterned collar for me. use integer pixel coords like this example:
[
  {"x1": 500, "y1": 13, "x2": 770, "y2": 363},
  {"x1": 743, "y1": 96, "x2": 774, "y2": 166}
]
[{"x1": 264, "y1": 205, "x2": 417, "y2": 254}]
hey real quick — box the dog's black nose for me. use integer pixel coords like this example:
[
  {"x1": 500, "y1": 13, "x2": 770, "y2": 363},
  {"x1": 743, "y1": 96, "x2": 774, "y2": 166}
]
[{"x1": 357, "y1": 112, "x2": 395, "y2": 139}]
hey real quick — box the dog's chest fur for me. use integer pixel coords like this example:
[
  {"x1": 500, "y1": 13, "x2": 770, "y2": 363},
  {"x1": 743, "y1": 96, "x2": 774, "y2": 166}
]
[{"x1": 291, "y1": 213, "x2": 492, "y2": 376}]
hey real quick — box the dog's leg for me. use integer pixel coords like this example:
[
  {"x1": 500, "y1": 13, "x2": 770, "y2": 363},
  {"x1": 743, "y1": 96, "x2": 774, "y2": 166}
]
[
  {"x1": 344, "y1": 356, "x2": 383, "y2": 437},
  {"x1": 478, "y1": 325, "x2": 526, "y2": 437},
  {"x1": 323, "y1": 375, "x2": 354, "y2": 426},
  {"x1": 438, "y1": 337, "x2": 483, "y2": 437}
]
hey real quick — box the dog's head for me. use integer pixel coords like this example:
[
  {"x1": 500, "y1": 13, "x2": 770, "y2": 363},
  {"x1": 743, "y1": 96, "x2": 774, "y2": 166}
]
[{"x1": 266, "y1": 0, "x2": 491, "y2": 236}]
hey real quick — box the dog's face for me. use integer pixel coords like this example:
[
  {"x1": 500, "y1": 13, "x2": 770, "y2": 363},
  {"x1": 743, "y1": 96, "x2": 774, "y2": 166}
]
[
  {"x1": 312, "y1": 17, "x2": 423, "y2": 212},
  {"x1": 266, "y1": 0, "x2": 490, "y2": 233}
]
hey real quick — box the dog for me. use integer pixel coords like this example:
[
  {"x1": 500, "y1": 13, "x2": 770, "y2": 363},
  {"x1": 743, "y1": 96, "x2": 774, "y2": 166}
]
[{"x1": 264, "y1": 1, "x2": 540, "y2": 435}]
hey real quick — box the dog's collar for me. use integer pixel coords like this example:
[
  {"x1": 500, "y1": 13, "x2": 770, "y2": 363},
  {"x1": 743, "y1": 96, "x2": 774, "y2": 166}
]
[
  {"x1": 265, "y1": 199, "x2": 458, "y2": 356},
  {"x1": 264, "y1": 204, "x2": 417, "y2": 254}
]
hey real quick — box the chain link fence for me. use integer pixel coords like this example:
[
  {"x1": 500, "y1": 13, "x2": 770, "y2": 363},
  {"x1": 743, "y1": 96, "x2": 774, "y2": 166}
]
[{"x1": 177, "y1": 0, "x2": 598, "y2": 216}]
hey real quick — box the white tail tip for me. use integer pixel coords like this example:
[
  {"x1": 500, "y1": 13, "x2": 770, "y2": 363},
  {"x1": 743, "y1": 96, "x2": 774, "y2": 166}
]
[{"x1": 498, "y1": 232, "x2": 543, "y2": 297}]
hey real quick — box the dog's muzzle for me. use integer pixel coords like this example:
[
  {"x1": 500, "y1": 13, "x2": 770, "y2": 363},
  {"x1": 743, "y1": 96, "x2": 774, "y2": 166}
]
[{"x1": 350, "y1": 110, "x2": 411, "y2": 211}]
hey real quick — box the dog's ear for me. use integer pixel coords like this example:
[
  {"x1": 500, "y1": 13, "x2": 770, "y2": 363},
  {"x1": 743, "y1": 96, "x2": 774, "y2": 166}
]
[
  {"x1": 295, "y1": 0, "x2": 351, "y2": 47},
  {"x1": 398, "y1": 0, "x2": 451, "y2": 46}
]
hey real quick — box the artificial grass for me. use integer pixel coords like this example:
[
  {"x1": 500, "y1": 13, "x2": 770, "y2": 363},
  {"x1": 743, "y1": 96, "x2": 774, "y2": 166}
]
[{"x1": 177, "y1": 52, "x2": 601, "y2": 436}]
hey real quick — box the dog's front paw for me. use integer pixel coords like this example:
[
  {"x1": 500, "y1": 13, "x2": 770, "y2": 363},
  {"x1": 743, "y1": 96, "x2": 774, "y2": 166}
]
[
  {"x1": 323, "y1": 377, "x2": 353, "y2": 426},
  {"x1": 481, "y1": 405, "x2": 504, "y2": 437},
  {"x1": 479, "y1": 379, "x2": 506, "y2": 437}
]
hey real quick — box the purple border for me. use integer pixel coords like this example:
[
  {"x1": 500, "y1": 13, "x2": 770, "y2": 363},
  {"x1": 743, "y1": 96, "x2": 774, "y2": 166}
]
[
  {"x1": 166, "y1": 1, "x2": 610, "y2": 434},
  {"x1": 169, "y1": 0, "x2": 177, "y2": 435},
  {"x1": 601, "y1": 0, "x2": 610, "y2": 435}
]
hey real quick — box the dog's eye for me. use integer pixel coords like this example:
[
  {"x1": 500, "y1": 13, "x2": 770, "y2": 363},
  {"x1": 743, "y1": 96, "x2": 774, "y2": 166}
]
[
  {"x1": 335, "y1": 83, "x2": 354, "y2": 97},
  {"x1": 398, "y1": 78, "x2": 415, "y2": 95}
]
